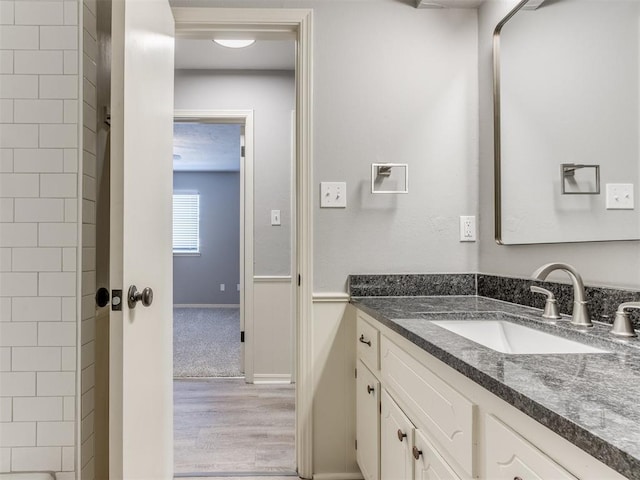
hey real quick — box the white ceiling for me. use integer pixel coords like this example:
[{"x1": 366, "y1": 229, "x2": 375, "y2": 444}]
[
  {"x1": 173, "y1": 39, "x2": 294, "y2": 171},
  {"x1": 173, "y1": 123, "x2": 242, "y2": 172},
  {"x1": 175, "y1": 38, "x2": 296, "y2": 70}
]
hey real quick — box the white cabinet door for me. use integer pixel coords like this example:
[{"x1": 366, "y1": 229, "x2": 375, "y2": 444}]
[
  {"x1": 109, "y1": 0, "x2": 175, "y2": 477},
  {"x1": 357, "y1": 360, "x2": 380, "y2": 480},
  {"x1": 381, "y1": 389, "x2": 414, "y2": 480},
  {"x1": 413, "y1": 429, "x2": 461, "y2": 480},
  {"x1": 485, "y1": 415, "x2": 578, "y2": 480}
]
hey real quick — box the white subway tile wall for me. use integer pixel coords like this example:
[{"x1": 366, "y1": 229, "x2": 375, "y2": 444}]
[{"x1": 0, "y1": 0, "x2": 80, "y2": 476}]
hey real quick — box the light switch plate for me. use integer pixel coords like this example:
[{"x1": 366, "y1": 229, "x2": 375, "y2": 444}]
[
  {"x1": 271, "y1": 209, "x2": 281, "y2": 226},
  {"x1": 320, "y1": 182, "x2": 347, "y2": 208},
  {"x1": 606, "y1": 184, "x2": 634, "y2": 210}
]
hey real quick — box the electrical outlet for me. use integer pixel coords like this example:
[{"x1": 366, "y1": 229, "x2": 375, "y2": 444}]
[{"x1": 460, "y1": 215, "x2": 476, "y2": 242}]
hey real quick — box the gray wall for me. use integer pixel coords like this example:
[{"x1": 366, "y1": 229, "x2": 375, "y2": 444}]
[
  {"x1": 173, "y1": 172, "x2": 241, "y2": 304},
  {"x1": 172, "y1": 0, "x2": 480, "y2": 292},
  {"x1": 478, "y1": 0, "x2": 640, "y2": 290},
  {"x1": 174, "y1": 70, "x2": 295, "y2": 277}
]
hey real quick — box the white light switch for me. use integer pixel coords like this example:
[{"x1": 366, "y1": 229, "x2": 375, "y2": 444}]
[
  {"x1": 606, "y1": 184, "x2": 634, "y2": 210},
  {"x1": 320, "y1": 182, "x2": 347, "y2": 208},
  {"x1": 271, "y1": 209, "x2": 281, "y2": 226},
  {"x1": 220, "y1": 284, "x2": 225, "y2": 292}
]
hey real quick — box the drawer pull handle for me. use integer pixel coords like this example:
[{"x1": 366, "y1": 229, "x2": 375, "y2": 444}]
[
  {"x1": 514, "y1": 477, "x2": 523, "y2": 480},
  {"x1": 367, "y1": 385, "x2": 375, "y2": 395},
  {"x1": 412, "y1": 446, "x2": 422, "y2": 460},
  {"x1": 359, "y1": 334, "x2": 372, "y2": 346},
  {"x1": 397, "y1": 429, "x2": 407, "y2": 442}
]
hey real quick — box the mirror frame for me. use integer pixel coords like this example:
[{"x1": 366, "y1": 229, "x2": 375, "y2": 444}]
[
  {"x1": 493, "y1": 0, "x2": 531, "y2": 245},
  {"x1": 493, "y1": 0, "x2": 640, "y2": 246}
]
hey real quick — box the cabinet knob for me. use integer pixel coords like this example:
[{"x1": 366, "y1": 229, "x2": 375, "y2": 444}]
[
  {"x1": 359, "y1": 334, "x2": 372, "y2": 347},
  {"x1": 367, "y1": 385, "x2": 375, "y2": 395},
  {"x1": 412, "y1": 446, "x2": 422, "y2": 460},
  {"x1": 397, "y1": 429, "x2": 407, "y2": 442}
]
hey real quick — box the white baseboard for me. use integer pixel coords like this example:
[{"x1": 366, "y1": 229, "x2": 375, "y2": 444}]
[
  {"x1": 313, "y1": 474, "x2": 364, "y2": 480},
  {"x1": 252, "y1": 374, "x2": 292, "y2": 384},
  {"x1": 173, "y1": 304, "x2": 240, "y2": 309}
]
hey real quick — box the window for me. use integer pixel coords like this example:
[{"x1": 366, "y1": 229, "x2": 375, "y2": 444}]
[{"x1": 173, "y1": 193, "x2": 200, "y2": 254}]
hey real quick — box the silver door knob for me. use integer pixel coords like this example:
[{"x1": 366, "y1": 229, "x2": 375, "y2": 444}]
[{"x1": 128, "y1": 285, "x2": 153, "y2": 308}]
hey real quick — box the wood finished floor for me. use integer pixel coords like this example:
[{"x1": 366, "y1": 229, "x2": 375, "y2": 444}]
[{"x1": 174, "y1": 378, "x2": 296, "y2": 476}]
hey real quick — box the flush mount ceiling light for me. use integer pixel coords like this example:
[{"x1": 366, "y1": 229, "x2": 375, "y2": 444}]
[{"x1": 213, "y1": 39, "x2": 256, "y2": 49}]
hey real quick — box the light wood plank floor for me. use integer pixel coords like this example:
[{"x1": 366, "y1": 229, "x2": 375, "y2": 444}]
[{"x1": 174, "y1": 378, "x2": 296, "y2": 476}]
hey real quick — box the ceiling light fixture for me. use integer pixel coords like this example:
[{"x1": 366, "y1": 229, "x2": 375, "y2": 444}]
[{"x1": 213, "y1": 39, "x2": 256, "y2": 49}]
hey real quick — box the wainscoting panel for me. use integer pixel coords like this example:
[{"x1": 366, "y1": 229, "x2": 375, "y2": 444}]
[
  {"x1": 252, "y1": 276, "x2": 293, "y2": 383},
  {"x1": 312, "y1": 295, "x2": 362, "y2": 479}
]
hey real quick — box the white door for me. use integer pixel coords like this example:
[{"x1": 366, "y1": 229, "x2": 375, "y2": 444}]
[{"x1": 110, "y1": 0, "x2": 175, "y2": 477}]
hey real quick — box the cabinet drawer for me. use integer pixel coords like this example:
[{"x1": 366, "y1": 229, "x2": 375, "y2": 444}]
[
  {"x1": 485, "y1": 414, "x2": 578, "y2": 480},
  {"x1": 414, "y1": 428, "x2": 461, "y2": 480},
  {"x1": 357, "y1": 314, "x2": 380, "y2": 372},
  {"x1": 381, "y1": 337, "x2": 475, "y2": 478}
]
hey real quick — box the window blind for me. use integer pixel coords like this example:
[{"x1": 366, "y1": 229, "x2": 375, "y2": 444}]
[{"x1": 173, "y1": 193, "x2": 200, "y2": 253}]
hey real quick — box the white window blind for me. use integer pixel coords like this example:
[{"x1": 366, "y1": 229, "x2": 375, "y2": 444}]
[{"x1": 173, "y1": 193, "x2": 200, "y2": 254}]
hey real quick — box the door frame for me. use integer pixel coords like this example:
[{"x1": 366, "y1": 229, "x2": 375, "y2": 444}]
[
  {"x1": 172, "y1": 8, "x2": 314, "y2": 478},
  {"x1": 173, "y1": 110, "x2": 255, "y2": 380}
]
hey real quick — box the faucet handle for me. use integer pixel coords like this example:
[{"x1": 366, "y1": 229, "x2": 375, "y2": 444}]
[
  {"x1": 530, "y1": 286, "x2": 561, "y2": 320},
  {"x1": 611, "y1": 302, "x2": 639, "y2": 338}
]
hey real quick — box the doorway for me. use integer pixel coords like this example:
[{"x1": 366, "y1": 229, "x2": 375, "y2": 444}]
[
  {"x1": 104, "y1": 6, "x2": 313, "y2": 478},
  {"x1": 171, "y1": 36, "x2": 297, "y2": 476}
]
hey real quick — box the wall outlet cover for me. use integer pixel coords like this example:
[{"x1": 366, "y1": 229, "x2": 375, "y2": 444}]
[{"x1": 460, "y1": 215, "x2": 476, "y2": 242}]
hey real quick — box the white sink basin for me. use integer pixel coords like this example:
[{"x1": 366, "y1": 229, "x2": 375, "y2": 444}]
[{"x1": 431, "y1": 320, "x2": 609, "y2": 354}]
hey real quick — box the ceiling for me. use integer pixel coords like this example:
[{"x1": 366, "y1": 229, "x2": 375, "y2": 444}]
[
  {"x1": 175, "y1": 38, "x2": 296, "y2": 70},
  {"x1": 173, "y1": 123, "x2": 242, "y2": 172},
  {"x1": 173, "y1": 39, "x2": 294, "y2": 171}
]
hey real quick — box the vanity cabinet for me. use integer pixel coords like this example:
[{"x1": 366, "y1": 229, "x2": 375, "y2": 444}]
[
  {"x1": 381, "y1": 389, "x2": 461, "y2": 480},
  {"x1": 484, "y1": 414, "x2": 577, "y2": 480},
  {"x1": 356, "y1": 358, "x2": 380, "y2": 480},
  {"x1": 355, "y1": 308, "x2": 626, "y2": 480},
  {"x1": 381, "y1": 389, "x2": 413, "y2": 480}
]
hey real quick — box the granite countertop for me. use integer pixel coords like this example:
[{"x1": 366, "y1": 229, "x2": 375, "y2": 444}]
[{"x1": 351, "y1": 295, "x2": 640, "y2": 480}]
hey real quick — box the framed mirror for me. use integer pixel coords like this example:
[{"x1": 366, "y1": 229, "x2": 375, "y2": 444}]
[{"x1": 494, "y1": 0, "x2": 640, "y2": 244}]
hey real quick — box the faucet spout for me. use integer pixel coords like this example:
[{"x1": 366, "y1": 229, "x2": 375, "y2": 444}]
[{"x1": 532, "y1": 262, "x2": 592, "y2": 327}]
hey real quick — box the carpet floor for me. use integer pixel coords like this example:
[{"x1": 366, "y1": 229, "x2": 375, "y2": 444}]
[{"x1": 174, "y1": 307, "x2": 242, "y2": 378}]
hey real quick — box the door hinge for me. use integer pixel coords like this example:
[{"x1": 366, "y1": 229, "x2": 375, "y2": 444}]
[
  {"x1": 355, "y1": 368, "x2": 357, "y2": 379},
  {"x1": 297, "y1": 274, "x2": 301, "y2": 286},
  {"x1": 241, "y1": 331, "x2": 245, "y2": 343},
  {"x1": 241, "y1": 146, "x2": 245, "y2": 157},
  {"x1": 355, "y1": 439, "x2": 357, "y2": 450}
]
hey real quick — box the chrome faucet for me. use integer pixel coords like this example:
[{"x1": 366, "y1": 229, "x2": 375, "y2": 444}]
[{"x1": 532, "y1": 263, "x2": 592, "y2": 327}]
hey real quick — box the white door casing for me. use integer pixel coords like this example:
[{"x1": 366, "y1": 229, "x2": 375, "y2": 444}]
[
  {"x1": 172, "y1": 8, "x2": 314, "y2": 478},
  {"x1": 110, "y1": 0, "x2": 175, "y2": 477}
]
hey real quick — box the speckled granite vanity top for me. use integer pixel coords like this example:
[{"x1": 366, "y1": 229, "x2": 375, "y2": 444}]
[{"x1": 351, "y1": 295, "x2": 640, "y2": 479}]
